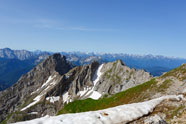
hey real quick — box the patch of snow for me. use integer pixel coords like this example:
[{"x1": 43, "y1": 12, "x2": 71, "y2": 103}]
[
  {"x1": 78, "y1": 88, "x2": 102, "y2": 100},
  {"x1": 21, "y1": 94, "x2": 43, "y2": 111},
  {"x1": 46, "y1": 96, "x2": 60, "y2": 103},
  {"x1": 43, "y1": 76, "x2": 58, "y2": 92},
  {"x1": 29, "y1": 112, "x2": 38, "y2": 115},
  {"x1": 88, "y1": 91, "x2": 102, "y2": 100},
  {"x1": 78, "y1": 87, "x2": 91, "y2": 97},
  {"x1": 93, "y1": 64, "x2": 104, "y2": 86},
  {"x1": 62, "y1": 92, "x2": 70, "y2": 103},
  {"x1": 15, "y1": 95, "x2": 183, "y2": 124},
  {"x1": 22, "y1": 75, "x2": 58, "y2": 111},
  {"x1": 42, "y1": 76, "x2": 53, "y2": 88},
  {"x1": 79, "y1": 89, "x2": 89, "y2": 97},
  {"x1": 77, "y1": 64, "x2": 103, "y2": 100},
  {"x1": 31, "y1": 88, "x2": 40, "y2": 95},
  {"x1": 30, "y1": 75, "x2": 57, "y2": 95}
]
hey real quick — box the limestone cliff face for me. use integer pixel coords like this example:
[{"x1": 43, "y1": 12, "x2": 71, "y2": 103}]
[
  {"x1": 0, "y1": 54, "x2": 152, "y2": 123},
  {"x1": 0, "y1": 54, "x2": 72, "y2": 122},
  {"x1": 50, "y1": 60, "x2": 152, "y2": 103},
  {"x1": 95, "y1": 60, "x2": 152, "y2": 95},
  {"x1": 45, "y1": 61, "x2": 100, "y2": 103}
]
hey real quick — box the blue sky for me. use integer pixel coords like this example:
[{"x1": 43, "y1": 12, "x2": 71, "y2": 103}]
[{"x1": 0, "y1": 0, "x2": 186, "y2": 58}]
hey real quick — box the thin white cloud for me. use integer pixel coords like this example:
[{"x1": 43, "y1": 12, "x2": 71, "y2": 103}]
[
  {"x1": 35, "y1": 24, "x2": 114, "y2": 32},
  {"x1": 0, "y1": 17, "x2": 114, "y2": 32},
  {"x1": 32, "y1": 18, "x2": 114, "y2": 32},
  {"x1": 65, "y1": 26, "x2": 114, "y2": 32}
]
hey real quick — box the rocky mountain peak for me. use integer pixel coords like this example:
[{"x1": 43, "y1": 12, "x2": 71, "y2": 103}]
[
  {"x1": 0, "y1": 57, "x2": 152, "y2": 123},
  {"x1": 38, "y1": 53, "x2": 71, "y2": 75},
  {"x1": 95, "y1": 60, "x2": 152, "y2": 95},
  {"x1": 115, "y1": 59, "x2": 126, "y2": 66},
  {"x1": 0, "y1": 54, "x2": 73, "y2": 122},
  {"x1": 47, "y1": 53, "x2": 64, "y2": 61}
]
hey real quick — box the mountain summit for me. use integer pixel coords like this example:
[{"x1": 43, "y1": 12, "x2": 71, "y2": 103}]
[
  {"x1": 0, "y1": 54, "x2": 152, "y2": 123},
  {"x1": 0, "y1": 54, "x2": 72, "y2": 122}
]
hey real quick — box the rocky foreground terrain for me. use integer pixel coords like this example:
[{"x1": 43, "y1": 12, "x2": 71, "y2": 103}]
[{"x1": 0, "y1": 54, "x2": 185, "y2": 124}]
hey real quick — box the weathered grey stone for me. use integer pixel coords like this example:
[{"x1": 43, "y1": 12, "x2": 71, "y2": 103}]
[
  {"x1": 144, "y1": 115, "x2": 167, "y2": 124},
  {"x1": 0, "y1": 54, "x2": 72, "y2": 122},
  {"x1": 0, "y1": 56, "x2": 152, "y2": 123},
  {"x1": 95, "y1": 60, "x2": 152, "y2": 95}
]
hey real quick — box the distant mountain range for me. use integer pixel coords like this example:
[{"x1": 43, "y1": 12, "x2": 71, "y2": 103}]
[
  {"x1": 0, "y1": 48, "x2": 50, "y2": 91},
  {"x1": 0, "y1": 48, "x2": 186, "y2": 91}
]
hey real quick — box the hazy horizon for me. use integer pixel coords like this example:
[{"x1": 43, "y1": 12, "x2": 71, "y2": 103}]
[{"x1": 1, "y1": 47, "x2": 186, "y2": 59}]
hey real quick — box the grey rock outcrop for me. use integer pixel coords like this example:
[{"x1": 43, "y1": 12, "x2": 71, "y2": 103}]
[
  {"x1": 95, "y1": 60, "x2": 152, "y2": 95},
  {"x1": 51, "y1": 60, "x2": 152, "y2": 102},
  {"x1": 45, "y1": 61, "x2": 100, "y2": 102},
  {"x1": 144, "y1": 115, "x2": 167, "y2": 124},
  {"x1": 0, "y1": 56, "x2": 152, "y2": 123},
  {"x1": 0, "y1": 54, "x2": 72, "y2": 122}
]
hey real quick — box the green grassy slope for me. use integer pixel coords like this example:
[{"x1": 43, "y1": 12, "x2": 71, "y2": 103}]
[{"x1": 57, "y1": 78, "x2": 173, "y2": 115}]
